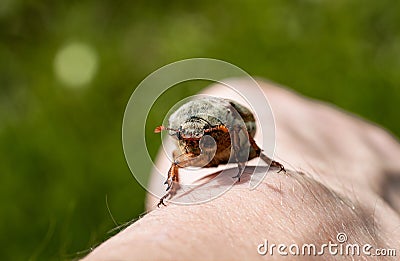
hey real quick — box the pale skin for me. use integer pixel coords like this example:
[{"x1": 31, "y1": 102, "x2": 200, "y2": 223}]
[{"x1": 83, "y1": 79, "x2": 400, "y2": 260}]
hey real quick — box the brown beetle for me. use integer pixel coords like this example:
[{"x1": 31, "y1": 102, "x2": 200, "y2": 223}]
[{"x1": 155, "y1": 97, "x2": 285, "y2": 207}]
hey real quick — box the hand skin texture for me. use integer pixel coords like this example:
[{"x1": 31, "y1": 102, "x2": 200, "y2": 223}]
[{"x1": 83, "y1": 79, "x2": 400, "y2": 260}]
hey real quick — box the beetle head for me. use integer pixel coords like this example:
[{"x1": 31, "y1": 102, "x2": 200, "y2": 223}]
[{"x1": 154, "y1": 116, "x2": 213, "y2": 140}]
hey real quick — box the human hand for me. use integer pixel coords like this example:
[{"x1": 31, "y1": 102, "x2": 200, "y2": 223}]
[{"x1": 83, "y1": 79, "x2": 400, "y2": 260}]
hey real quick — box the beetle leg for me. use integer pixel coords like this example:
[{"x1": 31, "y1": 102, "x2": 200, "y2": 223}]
[
  {"x1": 158, "y1": 151, "x2": 213, "y2": 207},
  {"x1": 232, "y1": 162, "x2": 246, "y2": 182},
  {"x1": 230, "y1": 125, "x2": 247, "y2": 182},
  {"x1": 164, "y1": 162, "x2": 180, "y2": 190},
  {"x1": 166, "y1": 152, "x2": 214, "y2": 189},
  {"x1": 157, "y1": 180, "x2": 180, "y2": 207},
  {"x1": 247, "y1": 134, "x2": 286, "y2": 173},
  {"x1": 259, "y1": 153, "x2": 286, "y2": 173},
  {"x1": 158, "y1": 150, "x2": 182, "y2": 207},
  {"x1": 158, "y1": 162, "x2": 181, "y2": 207},
  {"x1": 162, "y1": 150, "x2": 181, "y2": 188}
]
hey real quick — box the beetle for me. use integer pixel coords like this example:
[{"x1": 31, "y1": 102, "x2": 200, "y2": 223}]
[{"x1": 154, "y1": 96, "x2": 285, "y2": 207}]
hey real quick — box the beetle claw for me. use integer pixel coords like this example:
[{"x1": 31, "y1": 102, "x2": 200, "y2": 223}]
[
  {"x1": 273, "y1": 161, "x2": 286, "y2": 173},
  {"x1": 157, "y1": 198, "x2": 166, "y2": 207},
  {"x1": 231, "y1": 174, "x2": 241, "y2": 182},
  {"x1": 277, "y1": 166, "x2": 286, "y2": 173}
]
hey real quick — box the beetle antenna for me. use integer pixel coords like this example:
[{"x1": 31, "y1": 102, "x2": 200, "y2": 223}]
[
  {"x1": 154, "y1": 126, "x2": 164, "y2": 133},
  {"x1": 154, "y1": 126, "x2": 178, "y2": 133}
]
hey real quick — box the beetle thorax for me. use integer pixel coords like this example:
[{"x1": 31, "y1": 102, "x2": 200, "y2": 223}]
[{"x1": 180, "y1": 119, "x2": 206, "y2": 139}]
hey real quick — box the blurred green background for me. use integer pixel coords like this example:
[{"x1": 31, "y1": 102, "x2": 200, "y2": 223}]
[{"x1": 1, "y1": 0, "x2": 400, "y2": 259}]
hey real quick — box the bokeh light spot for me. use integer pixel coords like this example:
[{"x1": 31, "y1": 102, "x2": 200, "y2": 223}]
[{"x1": 54, "y1": 42, "x2": 98, "y2": 87}]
